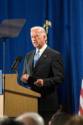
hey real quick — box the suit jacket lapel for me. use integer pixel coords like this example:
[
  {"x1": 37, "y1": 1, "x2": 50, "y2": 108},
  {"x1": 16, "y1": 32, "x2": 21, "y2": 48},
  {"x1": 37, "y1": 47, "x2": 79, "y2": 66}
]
[{"x1": 34, "y1": 48, "x2": 48, "y2": 68}]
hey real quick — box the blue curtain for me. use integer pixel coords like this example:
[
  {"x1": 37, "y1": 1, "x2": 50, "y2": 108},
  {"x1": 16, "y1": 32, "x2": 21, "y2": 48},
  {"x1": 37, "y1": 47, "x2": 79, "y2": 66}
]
[{"x1": 0, "y1": 0, "x2": 83, "y2": 114}]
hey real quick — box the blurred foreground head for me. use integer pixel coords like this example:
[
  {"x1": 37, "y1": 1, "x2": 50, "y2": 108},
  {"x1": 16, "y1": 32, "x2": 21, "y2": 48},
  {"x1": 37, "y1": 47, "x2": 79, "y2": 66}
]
[
  {"x1": 49, "y1": 111, "x2": 71, "y2": 125},
  {"x1": 65, "y1": 115, "x2": 83, "y2": 125},
  {"x1": 16, "y1": 112, "x2": 44, "y2": 125},
  {"x1": 0, "y1": 116, "x2": 23, "y2": 125}
]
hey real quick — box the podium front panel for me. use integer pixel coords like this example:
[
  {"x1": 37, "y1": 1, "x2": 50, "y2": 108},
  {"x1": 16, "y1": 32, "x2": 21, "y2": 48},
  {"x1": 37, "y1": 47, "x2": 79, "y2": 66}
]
[{"x1": 0, "y1": 74, "x2": 40, "y2": 117}]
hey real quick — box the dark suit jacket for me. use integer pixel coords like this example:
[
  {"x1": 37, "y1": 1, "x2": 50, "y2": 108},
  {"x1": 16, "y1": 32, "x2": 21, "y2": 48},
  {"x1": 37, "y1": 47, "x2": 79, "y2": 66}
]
[{"x1": 23, "y1": 46, "x2": 64, "y2": 112}]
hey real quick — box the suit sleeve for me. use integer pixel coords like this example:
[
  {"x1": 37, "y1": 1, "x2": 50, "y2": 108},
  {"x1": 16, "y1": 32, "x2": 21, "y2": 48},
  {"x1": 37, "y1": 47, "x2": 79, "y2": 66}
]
[
  {"x1": 22, "y1": 56, "x2": 28, "y2": 74},
  {"x1": 43, "y1": 53, "x2": 64, "y2": 87}
]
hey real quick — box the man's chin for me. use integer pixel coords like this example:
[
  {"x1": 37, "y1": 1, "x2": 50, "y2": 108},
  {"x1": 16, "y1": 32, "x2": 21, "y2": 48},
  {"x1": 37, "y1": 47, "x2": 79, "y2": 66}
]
[{"x1": 33, "y1": 45, "x2": 38, "y2": 48}]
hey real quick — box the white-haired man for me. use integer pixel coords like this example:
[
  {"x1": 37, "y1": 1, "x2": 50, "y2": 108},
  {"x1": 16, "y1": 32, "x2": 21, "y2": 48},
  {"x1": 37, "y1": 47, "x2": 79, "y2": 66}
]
[
  {"x1": 20, "y1": 26, "x2": 64, "y2": 123},
  {"x1": 16, "y1": 112, "x2": 44, "y2": 125}
]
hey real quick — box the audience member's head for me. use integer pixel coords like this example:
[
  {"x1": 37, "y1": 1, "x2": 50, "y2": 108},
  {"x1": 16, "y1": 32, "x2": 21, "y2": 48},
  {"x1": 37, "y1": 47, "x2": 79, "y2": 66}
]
[
  {"x1": 0, "y1": 116, "x2": 23, "y2": 125},
  {"x1": 48, "y1": 111, "x2": 71, "y2": 125},
  {"x1": 65, "y1": 115, "x2": 83, "y2": 125},
  {"x1": 16, "y1": 112, "x2": 44, "y2": 125}
]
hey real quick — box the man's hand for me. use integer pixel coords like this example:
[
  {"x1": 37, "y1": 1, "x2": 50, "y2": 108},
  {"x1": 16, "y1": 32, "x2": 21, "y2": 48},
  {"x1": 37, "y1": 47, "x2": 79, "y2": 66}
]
[
  {"x1": 34, "y1": 79, "x2": 44, "y2": 87},
  {"x1": 21, "y1": 74, "x2": 29, "y2": 83}
]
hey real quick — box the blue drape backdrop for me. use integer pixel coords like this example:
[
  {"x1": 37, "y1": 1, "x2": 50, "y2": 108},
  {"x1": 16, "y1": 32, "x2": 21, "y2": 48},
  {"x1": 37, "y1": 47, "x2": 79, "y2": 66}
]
[{"x1": 0, "y1": 0, "x2": 83, "y2": 114}]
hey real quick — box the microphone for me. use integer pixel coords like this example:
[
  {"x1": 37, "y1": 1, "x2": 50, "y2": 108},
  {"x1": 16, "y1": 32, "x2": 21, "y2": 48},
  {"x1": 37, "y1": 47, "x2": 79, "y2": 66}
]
[{"x1": 11, "y1": 56, "x2": 23, "y2": 71}]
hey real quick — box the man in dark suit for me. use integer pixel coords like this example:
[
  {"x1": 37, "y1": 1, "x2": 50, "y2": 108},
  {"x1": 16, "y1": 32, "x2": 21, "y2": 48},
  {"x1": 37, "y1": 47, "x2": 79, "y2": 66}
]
[{"x1": 21, "y1": 26, "x2": 64, "y2": 123}]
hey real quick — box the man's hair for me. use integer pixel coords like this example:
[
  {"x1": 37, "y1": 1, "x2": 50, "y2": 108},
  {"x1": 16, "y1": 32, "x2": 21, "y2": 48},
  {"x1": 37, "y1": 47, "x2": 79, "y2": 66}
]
[
  {"x1": 16, "y1": 112, "x2": 44, "y2": 125},
  {"x1": 30, "y1": 26, "x2": 46, "y2": 34}
]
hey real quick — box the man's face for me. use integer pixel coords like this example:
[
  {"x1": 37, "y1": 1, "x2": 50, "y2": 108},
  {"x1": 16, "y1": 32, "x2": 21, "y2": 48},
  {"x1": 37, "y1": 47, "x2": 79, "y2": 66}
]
[{"x1": 31, "y1": 29, "x2": 46, "y2": 49}]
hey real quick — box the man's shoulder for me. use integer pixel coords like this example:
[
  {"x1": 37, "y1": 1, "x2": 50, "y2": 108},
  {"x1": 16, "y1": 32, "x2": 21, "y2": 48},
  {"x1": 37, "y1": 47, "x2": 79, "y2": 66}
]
[
  {"x1": 47, "y1": 47, "x2": 60, "y2": 55},
  {"x1": 25, "y1": 50, "x2": 35, "y2": 56},
  {"x1": 46, "y1": 47, "x2": 63, "y2": 62}
]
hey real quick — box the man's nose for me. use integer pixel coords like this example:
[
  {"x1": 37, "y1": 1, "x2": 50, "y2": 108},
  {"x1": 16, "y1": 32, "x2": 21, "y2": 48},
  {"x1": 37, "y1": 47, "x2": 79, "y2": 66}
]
[{"x1": 32, "y1": 37, "x2": 36, "y2": 40}]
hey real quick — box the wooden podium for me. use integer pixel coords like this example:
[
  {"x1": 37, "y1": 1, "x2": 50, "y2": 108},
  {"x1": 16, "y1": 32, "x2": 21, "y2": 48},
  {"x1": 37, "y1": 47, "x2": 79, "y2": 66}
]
[{"x1": 0, "y1": 74, "x2": 41, "y2": 117}]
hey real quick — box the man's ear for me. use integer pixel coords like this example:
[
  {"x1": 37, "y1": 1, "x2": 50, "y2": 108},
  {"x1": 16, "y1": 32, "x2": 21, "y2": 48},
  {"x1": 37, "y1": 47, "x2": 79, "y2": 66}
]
[{"x1": 44, "y1": 35, "x2": 47, "y2": 42}]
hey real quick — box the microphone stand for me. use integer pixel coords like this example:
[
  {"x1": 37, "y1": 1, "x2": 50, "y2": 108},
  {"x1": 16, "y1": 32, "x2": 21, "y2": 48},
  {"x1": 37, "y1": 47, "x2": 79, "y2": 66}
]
[
  {"x1": 11, "y1": 56, "x2": 23, "y2": 85},
  {"x1": 0, "y1": 37, "x2": 9, "y2": 93}
]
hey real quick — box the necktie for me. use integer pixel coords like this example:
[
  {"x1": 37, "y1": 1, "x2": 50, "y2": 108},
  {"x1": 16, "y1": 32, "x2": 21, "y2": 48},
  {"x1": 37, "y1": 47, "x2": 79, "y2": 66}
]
[{"x1": 34, "y1": 50, "x2": 40, "y2": 67}]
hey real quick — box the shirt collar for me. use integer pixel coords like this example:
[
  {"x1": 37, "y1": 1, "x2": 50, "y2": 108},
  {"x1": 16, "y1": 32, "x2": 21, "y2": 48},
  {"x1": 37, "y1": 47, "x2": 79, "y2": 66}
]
[{"x1": 36, "y1": 44, "x2": 47, "y2": 55}]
